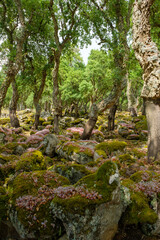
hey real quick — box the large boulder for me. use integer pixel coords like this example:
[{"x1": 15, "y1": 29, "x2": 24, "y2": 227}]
[
  {"x1": 51, "y1": 161, "x2": 127, "y2": 240},
  {"x1": 56, "y1": 141, "x2": 95, "y2": 164},
  {"x1": 8, "y1": 170, "x2": 70, "y2": 239},
  {"x1": 43, "y1": 134, "x2": 59, "y2": 157}
]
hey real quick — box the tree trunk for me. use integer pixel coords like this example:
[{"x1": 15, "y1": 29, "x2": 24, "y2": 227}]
[
  {"x1": 145, "y1": 99, "x2": 160, "y2": 162},
  {"x1": 132, "y1": 0, "x2": 160, "y2": 162},
  {"x1": 9, "y1": 79, "x2": 20, "y2": 128},
  {"x1": 108, "y1": 103, "x2": 118, "y2": 131},
  {"x1": 52, "y1": 50, "x2": 62, "y2": 134},
  {"x1": 34, "y1": 103, "x2": 41, "y2": 130},
  {"x1": 81, "y1": 104, "x2": 98, "y2": 140},
  {"x1": 142, "y1": 98, "x2": 146, "y2": 116},
  {"x1": 126, "y1": 74, "x2": 137, "y2": 117},
  {"x1": 74, "y1": 103, "x2": 79, "y2": 118}
]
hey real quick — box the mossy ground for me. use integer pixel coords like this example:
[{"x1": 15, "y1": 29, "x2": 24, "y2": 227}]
[{"x1": 0, "y1": 110, "x2": 160, "y2": 238}]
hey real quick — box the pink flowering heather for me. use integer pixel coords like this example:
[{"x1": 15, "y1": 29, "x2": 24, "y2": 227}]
[
  {"x1": 26, "y1": 135, "x2": 43, "y2": 144},
  {"x1": 26, "y1": 148, "x2": 38, "y2": 153},
  {"x1": 16, "y1": 185, "x2": 102, "y2": 212},
  {"x1": 92, "y1": 129, "x2": 104, "y2": 137},
  {"x1": 35, "y1": 129, "x2": 50, "y2": 136},
  {"x1": 66, "y1": 127, "x2": 104, "y2": 138},
  {"x1": 119, "y1": 122, "x2": 135, "y2": 129},
  {"x1": 45, "y1": 125, "x2": 53, "y2": 129},
  {"x1": 66, "y1": 127, "x2": 84, "y2": 135},
  {"x1": 57, "y1": 135, "x2": 71, "y2": 141}
]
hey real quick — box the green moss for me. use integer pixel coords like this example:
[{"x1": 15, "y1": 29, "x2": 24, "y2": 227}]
[
  {"x1": 42, "y1": 121, "x2": 51, "y2": 126},
  {"x1": 70, "y1": 118, "x2": 84, "y2": 125},
  {"x1": 98, "y1": 124, "x2": 107, "y2": 132},
  {"x1": 63, "y1": 142, "x2": 94, "y2": 157},
  {"x1": 132, "y1": 148, "x2": 146, "y2": 158},
  {"x1": 0, "y1": 154, "x2": 18, "y2": 163},
  {"x1": 119, "y1": 154, "x2": 136, "y2": 164},
  {"x1": 80, "y1": 161, "x2": 118, "y2": 200},
  {"x1": 52, "y1": 195, "x2": 96, "y2": 215},
  {"x1": 123, "y1": 192, "x2": 158, "y2": 225},
  {"x1": 55, "y1": 164, "x2": 91, "y2": 176},
  {"x1": 135, "y1": 119, "x2": 147, "y2": 131},
  {"x1": 10, "y1": 170, "x2": 69, "y2": 236},
  {"x1": 130, "y1": 170, "x2": 157, "y2": 183},
  {"x1": 121, "y1": 179, "x2": 158, "y2": 225},
  {"x1": 39, "y1": 118, "x2": 45, "y2": 124},
  {"x1": 52, "y1": 161, "x2": 118, "y2": 215},
  {"x1": 0, "y1": 187, "x2": 9, "y2": 222},
  {"x1": 121, "y1": 178, "x2": 135, "y2": 188},
  {"x1": 95, "y1": 140, "x2": 127, "y2": 155},
  {"x1": 55, "y1": 164, "x2": 92, "y2": 183},
  {"x1": 15, "y1": 150, "x2": 46, "y2": 172},
  {"x1": 21, "y1": 124, "x2": 31, "y2": 131},
  {"x1": 0, "y1": 142, "x2": 27, "y2": 155},
  {"x1": 47, "y1": 116, "x2": 54, "y2": 122},
  {"x1": 0, "y1": 118, "x2": 10, "y2": 125},
  {"x1": 72, "y1": 132, "x2": 81, "y2": 140},
  {"x1": 63, "y1": 143, "x2": 80, "y2": 155},
  {"x1": 11, "y1": 170, "x2": 70, "y2": 202},
  {"x1": 95, "y1": 150, "x2": 107, "y2": 158},
  {"x1": 24, "y1": 118, "x2": 35, "y2": 124}
]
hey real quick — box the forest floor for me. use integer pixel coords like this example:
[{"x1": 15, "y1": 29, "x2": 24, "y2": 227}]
[{"x1": 0, "y1": 109, "x2": 160, "y2": 240}]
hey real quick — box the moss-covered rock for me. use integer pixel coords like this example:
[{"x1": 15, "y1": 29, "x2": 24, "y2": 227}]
[
  {"x1": 0, "y1": 154, "x2": 19, "y2": 181},
  {"x1": 95, "y1": 140, "x2": 127, "y2": 155},
  {"x1": 56, "y1": 141, "x2": 94, "y2": 164},
  {"x1": 0, "y1": 142, "x2": 27, "y2": 155},
  {"x1": 55, "y1": 164, "x2": 92, "y2": 184},
  {"x1": 51, "y1": 161, "x2": 123, "y2": 240},
  {"x1": 15, "y1": 150, "x2": 46, "y2": 172},
  {"x1": 121, "y1": 179, "x2": 158, "y2": 225},
  {"x1": 119, "y1": 154, "x2": 136, "y2": 165},
  {"x1": 130, "y1": 170, "x2": 157, "y2": 183},
  {"x1": 135, "y1": 118, "x2": 148, "y2": 131},
  {"x1": 9, "y1": 170, "x2": 70, "y2": 239},
  {"x1": 52, "y1": 161, "x2": 119, "y2": 215},
  {"x1": 0, "y1": 186, "x2": 9, "y2": 223}
]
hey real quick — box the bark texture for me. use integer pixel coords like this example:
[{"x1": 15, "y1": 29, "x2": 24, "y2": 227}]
[
  {"x1": 132, "y1": 0, "x2": 160, "y2": 161},
  {"x1": 145, "y1": 99, "x2": 160, "y2": 162},
  {"x1": 132, "y1": 0, "x2": 159, "y2": 99},
  {"x1": 52, "y1": 51, "x2": 62, "y2": 134},
  {"x1": 108, "y1": 103, "x2": 118, "y2": 131},
  {"x1": 126, "y1": 74, "x2": 138, "y2": 117},
  {"x1": 33, "y1": 69, "x2": 47, "y2": 129},
  {"x1": 9, "y1": 79, "x2": 20, "y2": 128},
  {"x1": 81, "y1": 104, "x2": 98, "y2": 140}
]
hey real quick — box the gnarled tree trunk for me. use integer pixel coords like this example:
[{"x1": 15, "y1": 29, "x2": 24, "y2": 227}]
[
  {"x1": 81, "y1": 103, "x2": 98, "y2": 140},
  {"x1": 9, "y1": 79, "x2": 20, "y2": 128},
  {"x1": 33, "y1": 69, "x2": 47, "y2": 130},
  {"x1": 52, "y1": 50, "x2": 62, "y2": 134},
  {"x1": 126, "y1": 73, "x2": 137, "y2": 117},
  {"x1": 34, "y1": 102, "x2": 41, "y2": 130},
  {"x1": 132, "y1": 0, "x2": 160, "y2": 162},
  {"x1": 108, "y1": 103, "x2": 118, "y2": 131}
]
